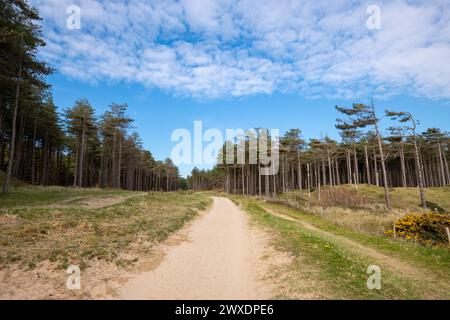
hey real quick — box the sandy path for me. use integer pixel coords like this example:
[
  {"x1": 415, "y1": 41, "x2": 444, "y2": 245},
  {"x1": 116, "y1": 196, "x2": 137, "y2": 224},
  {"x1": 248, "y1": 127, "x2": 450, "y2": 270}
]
[
  {"x1": 50, "y1": 194, "x2": 145, "y2": 209},
  {"x1": 118, "y1": 197, "x2": 272, "y2": 300}
]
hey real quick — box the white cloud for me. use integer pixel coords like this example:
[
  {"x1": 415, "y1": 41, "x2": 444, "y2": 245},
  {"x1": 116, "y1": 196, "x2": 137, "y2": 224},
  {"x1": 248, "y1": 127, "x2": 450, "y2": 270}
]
[{"x1": 30, "y1": 0, "x2": 450, "y2": 99}]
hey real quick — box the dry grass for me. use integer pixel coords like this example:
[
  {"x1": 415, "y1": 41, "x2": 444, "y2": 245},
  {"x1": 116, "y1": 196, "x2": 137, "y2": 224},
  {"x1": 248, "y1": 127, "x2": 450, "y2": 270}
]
[
  {"x1": 276, "y1": 185, "x2": 450, "y2": 236},
  {"x1": 309, "y1": 206, "x2": 401, "y2": 236},
  {"x1": 0, "y1": 191, "x2": 212, "y2": 270}
]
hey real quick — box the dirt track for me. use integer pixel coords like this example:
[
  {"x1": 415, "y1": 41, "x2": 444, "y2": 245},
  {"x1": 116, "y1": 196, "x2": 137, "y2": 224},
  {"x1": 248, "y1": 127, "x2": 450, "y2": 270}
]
[{"x1": 118, "y1": 197, "x2": 272, "y2": 299}]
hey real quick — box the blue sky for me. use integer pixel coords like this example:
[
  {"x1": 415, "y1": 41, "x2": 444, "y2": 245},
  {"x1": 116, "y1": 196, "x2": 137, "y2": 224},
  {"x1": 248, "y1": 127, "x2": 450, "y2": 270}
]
[{"x1": 31, "y1": 0, "x2": 450, "y2": 177}]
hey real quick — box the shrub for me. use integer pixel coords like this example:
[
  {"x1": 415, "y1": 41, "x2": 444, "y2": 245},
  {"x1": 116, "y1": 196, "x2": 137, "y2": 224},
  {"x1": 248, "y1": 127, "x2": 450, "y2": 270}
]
[
  {"x1": 386, "y1": 213, "x2": 450, "y2": 246},
  {"x1": 425, "y1": 201, "x2": 447, "y2": 214}
]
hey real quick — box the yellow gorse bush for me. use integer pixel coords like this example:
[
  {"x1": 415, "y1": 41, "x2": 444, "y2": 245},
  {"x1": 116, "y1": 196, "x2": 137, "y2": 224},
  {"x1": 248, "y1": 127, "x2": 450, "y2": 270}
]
[{"x1": 386, "y1": 213, "x2": 450, "y2": 246}]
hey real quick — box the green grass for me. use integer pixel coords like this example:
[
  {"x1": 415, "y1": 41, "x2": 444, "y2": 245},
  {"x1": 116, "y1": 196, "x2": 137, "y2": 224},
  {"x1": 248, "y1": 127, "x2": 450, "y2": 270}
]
[
  {"x1": 0, "y1": 190, "x2": 212, "y2": 270},
  {"x1": 239, "y1": 199, "x2": 423, "y2": 299}
]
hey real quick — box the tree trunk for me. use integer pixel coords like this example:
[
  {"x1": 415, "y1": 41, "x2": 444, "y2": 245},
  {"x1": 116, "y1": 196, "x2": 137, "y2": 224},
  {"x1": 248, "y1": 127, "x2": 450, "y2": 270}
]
[
  {"x1": 112, "y1": 129, "x2": 116, "y2": 188},
  {"x1": 353, "y1": 143, "x2": 359, "y2": 186},
  {"x1": 307, "y1": 162, "x2": 311, "y2": 208},
  {"x1": 327, "y1": 148, "x2": 333, "y2": 187},
  {"x1": 117, "y1": 133, "x2": 122, "y2": 189},
  {"x1": 31, "y1": 118, "x2": 37, "y2": 185},
  {"x1": 346, "y1": 149, "x2": 352, "y2": 184},
  {"x1": 399, "y1": 144, "x2": 407, "y2": 188},
  {"x1": 443, "y1": 147, "x2": 450, "y2": 186},
  {"x1": 372, "y1": 103, "x2": 391, "y2": 209},
  {"x1": 297, "y1": 149, "x2": 303, "y2": 194},
  {"x1": 258, "y1": 163, "x2": 262, "y2": 199},
  {"x1": 78, "y1": 116, "x2": 86, "y2": 187},
  {"x1": 437, "y1": 140, "x2": 446, "y2": 186},
  {"x1": 364, "y1": 145, "x2": 371, "y2": 185},
  {"x1": 413, "y1": 139, "x2": 426, "y2": 208},
  {"x1": 2, "y1": 33, "x2": 23, "y2": 193},
  {"x1": 335, "y1": 158, "x2": 340, "y2": 185}
]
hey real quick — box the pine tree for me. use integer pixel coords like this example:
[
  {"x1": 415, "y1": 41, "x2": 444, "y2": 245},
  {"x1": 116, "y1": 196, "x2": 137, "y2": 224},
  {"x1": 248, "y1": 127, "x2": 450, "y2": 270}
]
[
  {"x1": 386, "y1": 110, "x2": 427, "y2": 208},
  {"x1": 335, "y1": 101, "x2": 391, "y2": 209},
  {"x1": 1, "y1": 0, "x2": 52, "y2": 192},
  {"x1": 65, "y1": 99, "x2": 97, "y2": 187}
]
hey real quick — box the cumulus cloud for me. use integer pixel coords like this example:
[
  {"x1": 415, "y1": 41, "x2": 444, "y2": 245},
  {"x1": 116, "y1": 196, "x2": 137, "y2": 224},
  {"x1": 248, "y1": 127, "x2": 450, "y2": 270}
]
[{"x1": 30, "y1": 0, "x2": 450, "y2": 99}]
